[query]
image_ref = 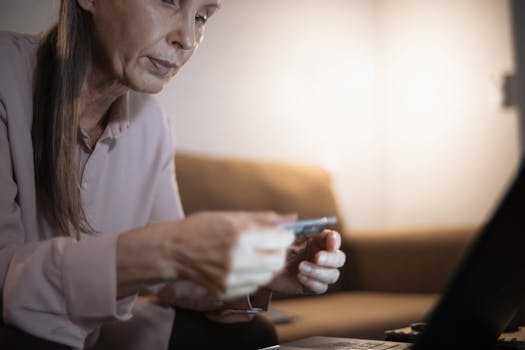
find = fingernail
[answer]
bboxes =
[318,254,327,264]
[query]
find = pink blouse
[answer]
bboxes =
[0,32,185,349]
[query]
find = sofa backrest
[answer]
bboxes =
[175,152,344,232]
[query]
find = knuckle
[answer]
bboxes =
[262,210,278,218]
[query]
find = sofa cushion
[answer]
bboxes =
[267,291,439,342]
[346,227,477,293]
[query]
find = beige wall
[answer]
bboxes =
[0,0,58,34]
[379,0,520,228]
[0,0,520,230]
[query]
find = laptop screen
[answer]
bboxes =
[414,158,525,349]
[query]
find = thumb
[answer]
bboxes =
[317,230,341,252]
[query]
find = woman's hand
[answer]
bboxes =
[154,280,225,312]
[172,211,295,299]
[117,211,295,300]
[153,281,261,324]
[266,229,346,295]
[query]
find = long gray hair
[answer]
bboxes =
[32,0,93,236]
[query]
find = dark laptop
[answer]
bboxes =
[268,157,525,350]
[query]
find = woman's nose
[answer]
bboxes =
[167,17,197,51]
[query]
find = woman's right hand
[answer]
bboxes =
[167,211,295,299]
[116,211,295,300]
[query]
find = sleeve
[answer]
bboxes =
[148,110,184,224]
[0,104,135,348]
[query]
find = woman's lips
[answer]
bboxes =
[148,57,177,76]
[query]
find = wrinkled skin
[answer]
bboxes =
[75,0,220,141]
[166,211,295,298]
[118,211,295,301]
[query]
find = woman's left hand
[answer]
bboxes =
[266,229,346,294]
[154,280,225,312]
[154,281,262,324]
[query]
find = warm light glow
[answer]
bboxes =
[380,0,519,227]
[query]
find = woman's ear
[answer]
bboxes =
[76,0,96,14]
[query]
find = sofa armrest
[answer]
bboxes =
[343,227,478,293]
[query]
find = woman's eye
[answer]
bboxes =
[161,0,178,6]
[195,11,208,24]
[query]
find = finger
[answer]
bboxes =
[299,262,340,285]
[315,249,346,268]
[239,229,295,251]
[323,230,341,252]
[226,271,275,290]
[220,285,259,300]
[231,246,288,273]
[297,274,328,294]
[250,212,298,226]
[305,230,341,252]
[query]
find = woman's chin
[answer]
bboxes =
[123,68,175,94]
[129,79,166,94]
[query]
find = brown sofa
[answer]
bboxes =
[174,152,478,342]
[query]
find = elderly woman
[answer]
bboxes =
[0,0,346,349]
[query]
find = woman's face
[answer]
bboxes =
[79,0,220,93]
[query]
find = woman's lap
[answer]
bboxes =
[169,308,278,349]
[0,309,278,350]
[0,322,71,349]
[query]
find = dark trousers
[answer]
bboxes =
[169,308,279,349]
[0,322,71,349]
[0,310,278,350]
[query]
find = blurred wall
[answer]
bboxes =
[0,0,58,34]
[511,0,525,153]
[378,0,520,228]
[0,0,520,230]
